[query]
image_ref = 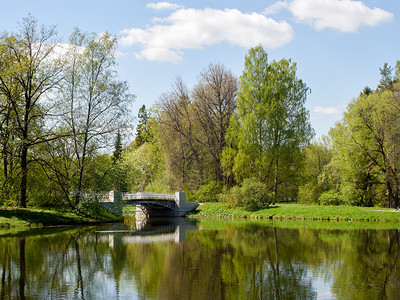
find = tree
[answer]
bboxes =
[297,136,334,204]
[60,29,134,211]
[134,105,151,147]
[377,63,393,91]
[192,63,238,184]
[156,78,203,189]
[222,45,314,201]
[329,86,400,208]
[112,128,122,163]
[0,16,63,207]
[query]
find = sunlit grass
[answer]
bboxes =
[194,202,400,223]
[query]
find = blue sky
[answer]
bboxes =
[0,0,398,138]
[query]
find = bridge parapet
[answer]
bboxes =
[123,192,176,201]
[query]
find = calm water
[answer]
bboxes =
[0,218,399,300]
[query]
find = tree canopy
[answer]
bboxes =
[222,45,314,201]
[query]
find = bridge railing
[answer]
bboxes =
[122,192,176,201]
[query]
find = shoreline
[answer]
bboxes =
[2,202,400,229]
[191,202,400,223]
[0,206,123,228]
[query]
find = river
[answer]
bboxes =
[0,218,399,299]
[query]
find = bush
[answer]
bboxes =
[230,179,271,209]
[318,191,354,206]
[193,181,223,203]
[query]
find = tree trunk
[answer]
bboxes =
[75,164,85,213]
[273,157,279,204]
[19,143,28,208]
[2,146,9,202]
[75,136,88,213]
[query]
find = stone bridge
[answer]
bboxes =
[99,191,199,219]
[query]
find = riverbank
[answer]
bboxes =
[0,206,123,228]
[192,202,400,223]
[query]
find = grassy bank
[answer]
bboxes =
[193,202,400,223]
[0,206,123,228]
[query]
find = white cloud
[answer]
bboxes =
[35,43,84,63]
[287,0,393,32]
[264,1,289,15]
[120,7,293,62]
[146,2,183,11]
[313,106,340,115]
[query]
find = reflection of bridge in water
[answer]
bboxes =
[99,191,199,218]
[97,218,199,247]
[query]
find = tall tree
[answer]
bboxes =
[61,29,134,211]
[156,78,203,189]
[223,45,314,201]
[0,16,63,207]
[134,105,150,147]
[330,86,400,208]
[377,63,394,91]
[112,128,122,164]
[192,63,238,183]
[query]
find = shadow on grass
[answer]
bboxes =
[243,205,278,212]
[0,208,79,226]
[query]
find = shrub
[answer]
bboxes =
[318,191,354,206]
[230,179,271,209]
[194,181,223,203]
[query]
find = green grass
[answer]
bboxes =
[0,206,123,228]
[193,202,400,223]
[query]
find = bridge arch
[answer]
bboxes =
[99,191,199,218]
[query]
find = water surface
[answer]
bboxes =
[0,218,399,299]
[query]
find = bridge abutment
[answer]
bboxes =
[99,190,123,216]
[174,192,199,217]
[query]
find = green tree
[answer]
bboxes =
[377,62,393,91]
[329,84,400,207]
[134,104,151,147]
[112,128,122,164]
[298,136,334,204]
[156,78,204,189]
[222,45,314,201]
[0,16,63,207]
[60,29,135,211]
[192,63,238,184]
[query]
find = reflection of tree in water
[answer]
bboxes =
[332,229,400,300]
[0,228,117,299]
[0,225,400,299]
[124,226,317,299]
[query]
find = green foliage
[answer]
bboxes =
[229,179,271,209]
[298,182,321,205]
[193,181,223,203]
[112,129,123,163]
[222,45,314,201]
[318,191,354,206]
[134,105,151,147]
[298,137,334,204]
[328,83,400,208]
[122,141,164,192]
